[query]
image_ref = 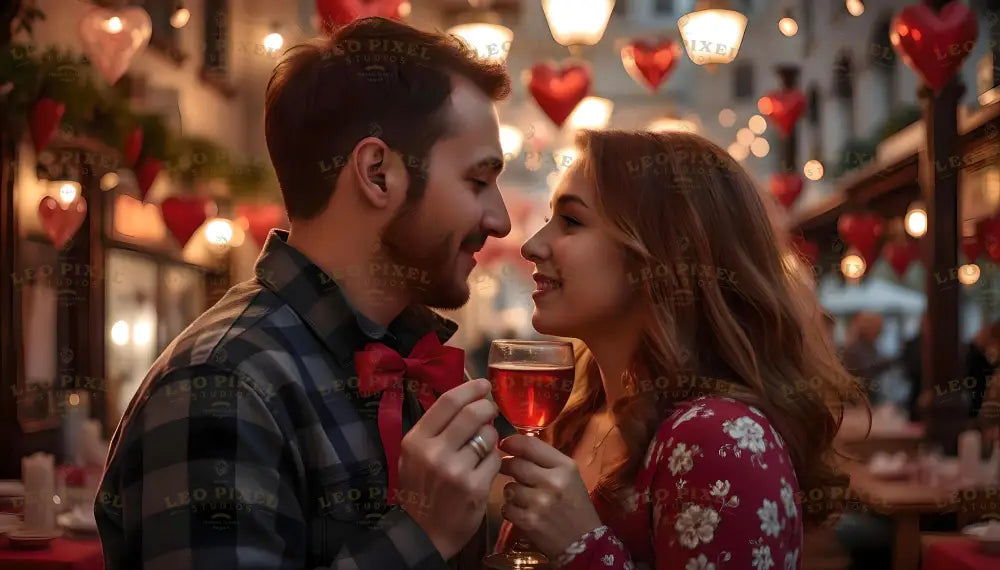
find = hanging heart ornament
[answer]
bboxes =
[621,40,680,93]
[38,195,88,249]
[316,0,406,34]
[79,6,152,85]
[890,1,978,94]
[527,61,592,128]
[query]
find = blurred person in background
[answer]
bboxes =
[842,312,896,405]
[901,314,929,421]
[966,320,1000,419]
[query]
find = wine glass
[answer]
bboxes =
[483,339,575,570]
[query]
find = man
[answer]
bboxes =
[841,312,896,404]
[97,17,515,569]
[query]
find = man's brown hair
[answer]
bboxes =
[264,17,511,220]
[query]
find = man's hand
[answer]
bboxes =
[399,378,501,560]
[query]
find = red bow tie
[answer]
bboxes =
[354,332,465,504]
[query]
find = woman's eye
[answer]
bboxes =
[562,215,581,227]
[468,179,488,190]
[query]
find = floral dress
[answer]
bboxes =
[495,396,804,570]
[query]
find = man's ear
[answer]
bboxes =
[353,137,405,209]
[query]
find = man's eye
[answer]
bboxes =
[562,216,581,227]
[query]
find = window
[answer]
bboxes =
[733,62,754,100]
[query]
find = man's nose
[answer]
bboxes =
[485,189,512,238]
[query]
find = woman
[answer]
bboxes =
[494,130,862,569]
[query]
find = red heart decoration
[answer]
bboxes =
[30,98,66,154]
[962,233,982,263]
[882,240,920,279]
[316,0,405,34]
[763,88,806,138]
[236,203,288,248]
[528,62,592,128]
[621,40,680,93]
[890,1,978,94]
[38,195,87,249]
[769,173,803,209]
[136,158,163,201]
[838,213,885,266]
[981,215,1000,262]
[790,235,819,266]
[161,196,215,248]
[123,127,143,167]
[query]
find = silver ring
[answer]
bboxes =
[468,434,489,460]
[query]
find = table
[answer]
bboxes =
[0,537,103,570]
[923,537,1000,570]
[843,460,957,570]
[835,408,926,461]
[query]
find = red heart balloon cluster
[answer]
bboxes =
[528,61,592,128]
[769,173,803,209]
[316,0,405,34]
[882,240,920,279]
[762,88,806,138]
[890,1,978,94]
[621,40,680,93]
[838,213,885,266]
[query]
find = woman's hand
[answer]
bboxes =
[498,434,603,559]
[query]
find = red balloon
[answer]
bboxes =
[30,98,65,154]
[37,195,87,249]
[621,40,680,92]
[890,1,978,94]
[161,196,214,249]
[961,233,982,263]
[136,158,163,202]
[763,89,806,138]
[838,213,885,266]
[981,215,1000,262]
[528,61,592,128]
[769,173,803,209]
[790,234,819,266]
[882,240,920,279]
[236,203,288,248]
[315,0,405,33]
[123,127,143,167]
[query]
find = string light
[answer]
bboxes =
[718,108,736,127]
[170,3,190,29]
[904,202,927,238]
[748,115,767,134]
[803,160,824,181]
[750,137,770,157]
[778,10,798,37]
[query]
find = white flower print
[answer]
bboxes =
[757,499,782,537]
[668,442,697,476]
[623,561,635,570]
[594,526,608,540]
[601,554,615,566]
[722,416,767,453]
[644,437,658,468]
[780,478,797,519]
[685,554,716,570]
[672,404,705,430]
[752,545,775,570]
[783,548,799,570]
[623,489,641,512]
[674,505,720,549]
[710,480,731,497]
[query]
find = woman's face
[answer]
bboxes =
[521,161,640,339]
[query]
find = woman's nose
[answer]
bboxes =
[520,229,547,263]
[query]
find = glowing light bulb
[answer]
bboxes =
[264,32,284,52]
[750,137,770,157]
[718,108,736,127]
[170,8,190,29]
[904,203,927,238]
[958,264,980,285]
[736,128,755,146]
[205,218,234,246]
[110,320,130,346]
[104,17,123,34]
[133,322,152,346]
[841,254,866,279]
[846,0,865,17]
[748,115,767,134]
[803,160,824,181]
[727,143,749,161]
[778,17,798,37]
[58,182,79,205]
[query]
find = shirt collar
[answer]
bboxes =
[252,229,459,368]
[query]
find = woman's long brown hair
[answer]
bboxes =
[544,130,866,527]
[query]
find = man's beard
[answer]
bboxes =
[379,204,472,310]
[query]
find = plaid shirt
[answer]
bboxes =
[96,230,512,570]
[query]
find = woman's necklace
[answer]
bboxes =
[587,422,619,466]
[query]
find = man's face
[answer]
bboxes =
[380,79,512,309]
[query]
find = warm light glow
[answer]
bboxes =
[647,117,699,134]
[552,147,578,171]
[677,8,748,65]
[499,124,524,161]
[736,128,755,146]
[959,264,981,285]
[905,203,927,238]
[205,218,234,246]
[727,143,749,161]
[447,23,514,64]
[69,393,81,406]
[841,254,866,279]
[100,172,119,191]
[750,137,770,157]
[104,16,123,34]
[133,322,152,346]
[566,97,614,131]
[803,160,824,181]
[57,182,80,205]
[264,32,284,52]
[110,320,130,346]
[846,0,865,17]
[778,17,798,37]
[748,115,767,134]
[718,108,736,127]
[541,0,615,46]
[398,1,411,18]
[758,97,774,115]
[170,7,190,29]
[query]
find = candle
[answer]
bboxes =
[958,430,982,486]
[63,391,90,465]
[21,452,56,532]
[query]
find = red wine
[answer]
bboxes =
[489,363,575,430]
